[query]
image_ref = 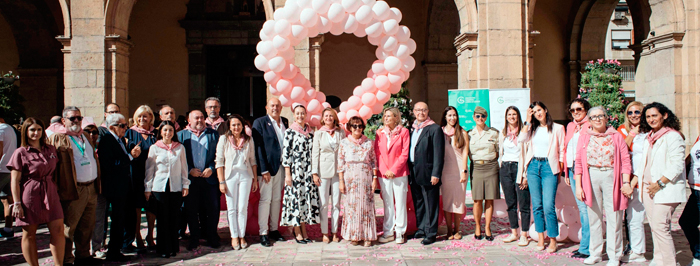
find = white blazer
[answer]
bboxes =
[215,136,257,180]
[145,144,190,192]
[311,129,345,178]
[633,131,687,204]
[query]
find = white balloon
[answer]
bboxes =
[256,41,277,59]
[281,64,299,79]
[381,35,398,51]
[355,5,373,24]
[395,43,410,59]
[344,14,359,33]
[389,7,402,22]
[375,46,389,60]
[254,55,270,71]
[330,20,345,35]
[328,3,346,23]
[272,35,291,51]
[317,16,332,34]
[268,57,286,73]
[353,24,368,37]
[383,19,399,36]
[407,38,417,54]
[274,20,292,36]
[365,21,383,38]
[273,7,287,21]
[300,8,319,27]
[262,20,276,36]
[312,0,332,14]
[384,56,402,73]
[342,0,362,13]
[396,26,411,42]
[259,30,270,41]
[285,2,301,23]
[368,34,381,46]
[372,60,387,75]
[291,25,308,40]
[402,56,416,72]
[371,1,391,20]
[361,0,376,6]
[297,0,312,8]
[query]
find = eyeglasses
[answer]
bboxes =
[106,111,119,114]
[205,105,220,109]
[627,110,641,116]
[349,124,365,129]
[67,116,83,122]
[590,115,607,121]
[413,108,428,113]
[569,107,585,113]
[116,123,128,128]
[474,114,486,119]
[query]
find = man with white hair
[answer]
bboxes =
[48,106,102,265]
[159,105,181,132]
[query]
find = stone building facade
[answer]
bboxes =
[0,0,698,139]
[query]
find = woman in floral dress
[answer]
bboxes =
[281,105,320,244]
[338,116,378,247]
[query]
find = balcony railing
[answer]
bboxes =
[620,65,635,81]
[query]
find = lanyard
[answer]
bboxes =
[69,135,86,157]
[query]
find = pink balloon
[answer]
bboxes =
[372,0,391,20]
[280,64,298,79]
[346,109,359,120]
[279,94,292,107]
[374,75,390,91]
[254,55,270,71]
[361,78,375,92]
[372,61,387,75]
[339,102,350,112]
[307,99,322,113]
[383,19,399,35]
[347,96,362,110]
[275,79,293,94]
[365,21,383,38]
[354,5,373,24]
[396,26,411,42]
[375,46,389,60]
[264,71,280,83]
[561,205,579,224]
[342,0,362,13]
[316,91,326,102]
[371,103,384,114]
[376,90,390,104]
[358,105,372,120]
[291,73,307,86]
[353,86,364,97]
[322,102,331,109]
[361,92,377,106]
[305,88,317,101]
[268,57,286,73]
[381,35,398,51]
[556,222,569,242]
[292,101,308,112]
[290,86,305,101]
[337,111,348,124]
[384,56,402,73]
[268,85,280,96]
[494,199,508,218]
[367,69,375,78]
[388,83,402,94]
[568,222,582,243]
[388,71,405,85]
[309,115,322,127]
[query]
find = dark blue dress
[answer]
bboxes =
[125,127,157,209]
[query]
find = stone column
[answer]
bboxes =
[454,32,478,89]
[310,36,324,90]
[105,36,133,115]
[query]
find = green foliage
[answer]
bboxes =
[578,59,626,128]
[364,84,413,140]
[0,71,24,124]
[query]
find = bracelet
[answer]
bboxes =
[219,181,226,185]
[623,181,630,184]
[11,202,21,207]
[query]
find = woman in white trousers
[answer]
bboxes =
[311,108,345,243]
[216,114,258,250]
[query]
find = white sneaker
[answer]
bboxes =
[583,257,602,265]
[378,234,395,243]
[606,260,620,266]
[621,253,647,263]
[395,235,405,244]
[93,250,106,259]
[517,235,529,246]
[502,234,518,243]
[687,258,700,266]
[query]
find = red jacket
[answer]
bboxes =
[374,126,410,178]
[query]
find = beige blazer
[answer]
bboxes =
[521,123,566,180]
[633,131,687,204]
[312,129,346,178]
[214,136,257,180]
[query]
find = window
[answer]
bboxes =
[611,30,631,49]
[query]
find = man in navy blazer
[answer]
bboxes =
[177,110,221,250]
[252,98,288,247]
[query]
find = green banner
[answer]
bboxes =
[448,89,491,131]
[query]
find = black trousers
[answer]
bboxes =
[410,182,441,239]
[153,190,183,255]
[105,195,126,256]
[499,161,531,231]
[122,193,137,249]
[185,178,220,245]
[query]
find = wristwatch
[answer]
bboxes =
[656,180,666,188]
[463,169,468,173]
[219,181,226,185]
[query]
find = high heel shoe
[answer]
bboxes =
[485,233,494,241]
[295,238,308,244]
[474,234,484,240]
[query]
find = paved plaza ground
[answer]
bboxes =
[0,193,695,266]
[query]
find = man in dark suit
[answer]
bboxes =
[97,113,134,262]
[408,102,445,245]
[252,98,288,247]
[177,110,221,250]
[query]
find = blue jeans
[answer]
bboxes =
[527,158,559,238]
[569,168,590,255]
[680,189,700,260]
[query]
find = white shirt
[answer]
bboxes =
[566,131,580,167]
[385,132,392,149]
[215,136,257,180]
[410,127,424,162]
[0,123,17,173]
[688,137,700,191]
[532,126,550,158]
[269,115,286,149]
[501,136,520,162]
[630,132,647,172]
[68,134,98,183]
[145,144,190,192]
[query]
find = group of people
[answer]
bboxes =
[0,96,699,266]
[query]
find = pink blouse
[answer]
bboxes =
[586,135,614,168]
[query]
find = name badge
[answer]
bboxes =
[80,157,91,166]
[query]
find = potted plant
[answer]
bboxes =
[2,71,18,84]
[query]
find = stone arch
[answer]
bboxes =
[105,0,137,37]
[425,0,461,118]
[57,0,71,37]
[454,0,478,33]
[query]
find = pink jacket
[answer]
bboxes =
[374,127,410,178]
[563,120,590,178]
[574,128,631,211]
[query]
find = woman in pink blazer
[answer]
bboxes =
[374,107,410,244]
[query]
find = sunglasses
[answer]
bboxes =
[67,116,83,122]
[87,130,99,135]
[116,123,128,129]
[569,107,585,113]
[106,111,119,114]
[590,115,607,121]
[349,124,365,129]
[627,110,641,116]
[474,114,486,119]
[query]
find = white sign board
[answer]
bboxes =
[487,88,531,131]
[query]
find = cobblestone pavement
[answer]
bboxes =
[0,193,695,266]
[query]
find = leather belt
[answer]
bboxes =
[589,165,612,171]
[77,180,95,186]
[473,159,496,165]
[533,157,547,161]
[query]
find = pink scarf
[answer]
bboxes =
[46,122,66,134]
[206,117,225,129]
[412,117,436,130]
[647,127,679,148]
[318,125,337,134]
[442,126,455,137]
[290,122,311,137]
[154,140,181,153]
[245,125,252,137]
[348,134,368,146]
[65,127,83,137]
[573,117,590,133]
[129,125,155,135]
[228,135,246,150]
[185,125,205,137]
[586,126,617,137]
[506,126,519,144]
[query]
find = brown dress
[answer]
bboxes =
[6,145,63,226]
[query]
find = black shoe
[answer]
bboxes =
[121,245,137,254]
[269,230,285,242]
[159,253,170,258]
[74,257,103,265]
[304,238,312,243]
[409,233,426,239]
[474,234,483,240]
[260,235,272,247]
[295,238,308,244]
[207,241,221,248]
[105,253,132,262]
[420,237,436,245]
[572,253,589,259]
[572,250,581,256]
[485,234,494,241]
[186,242,199,251]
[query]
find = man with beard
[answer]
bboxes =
[177,110,220,250]
[48,106,102,265]
[204,97,229,136]
[97,103,121,144]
